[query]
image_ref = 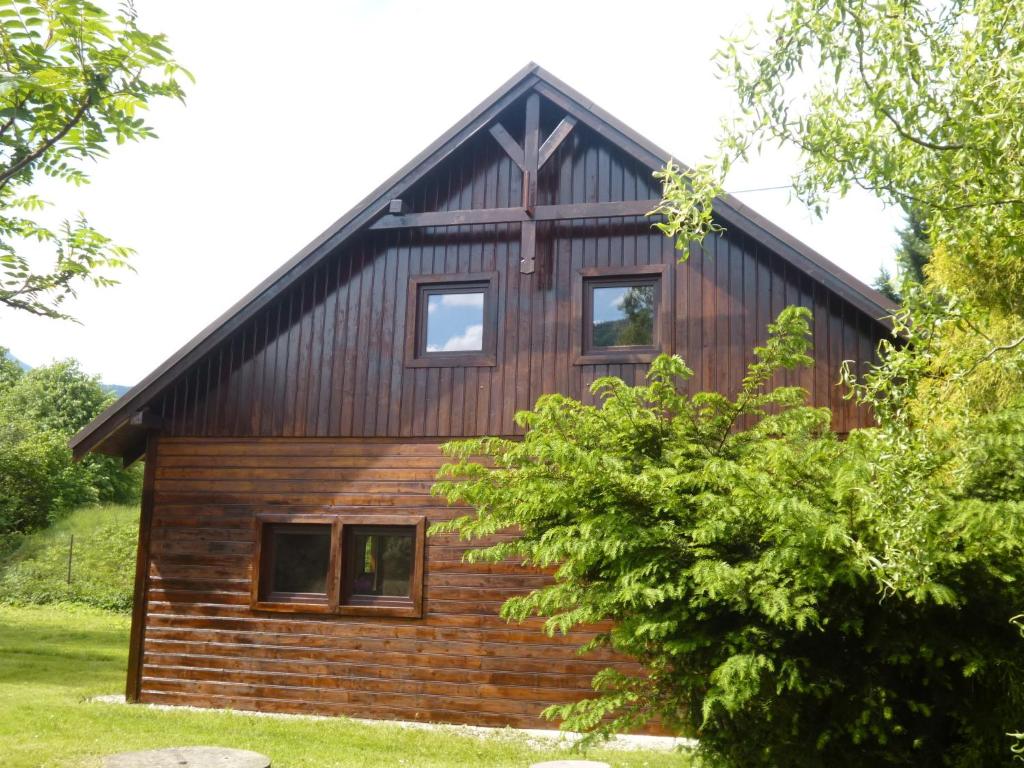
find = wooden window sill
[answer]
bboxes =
[574,349,662,365]
[338,602,422,619]
[251,599,333,614]
[406,353,497,368]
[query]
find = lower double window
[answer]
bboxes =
[252,513,425,617]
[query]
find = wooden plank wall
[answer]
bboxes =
[141,436,642,727]
[152,94,885,439]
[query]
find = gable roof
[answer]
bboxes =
[71,62,896,462]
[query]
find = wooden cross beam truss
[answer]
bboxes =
[370,92,661,274]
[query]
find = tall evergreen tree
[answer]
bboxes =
[874,208,932,301]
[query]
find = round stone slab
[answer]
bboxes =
[103,747,270,768]
[528,762,610,768]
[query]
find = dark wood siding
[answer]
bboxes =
[140,437,643,727]
[153,99,884,439]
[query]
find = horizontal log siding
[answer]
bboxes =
[153,96,884,439]
[141,436,641,728]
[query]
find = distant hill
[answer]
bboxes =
[2,351,130,398]
[7,353,30,372]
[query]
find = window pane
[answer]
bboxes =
[425,290,485,352]
[348,529,413,598]
[591,284,655,347]
[270,526,331,595]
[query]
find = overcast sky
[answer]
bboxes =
[1,0,902,385]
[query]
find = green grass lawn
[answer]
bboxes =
[0,604,691,768]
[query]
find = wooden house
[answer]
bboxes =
[71,63,893,729]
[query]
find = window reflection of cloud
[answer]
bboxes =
[427,292,484,314]
[427,323,483,352]
[594,287,629,324]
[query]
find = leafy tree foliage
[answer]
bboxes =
[652,0,1024,436]
[435,309,1024,767]
[0,0,189,319]
[655,0,1024,317]
[0,350,139,534]
[0,344,20,387]
[3,358,108,432]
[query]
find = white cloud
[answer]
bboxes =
[427,323,483,352]
[428,292,484,314]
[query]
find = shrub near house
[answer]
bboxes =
[436,307,1024,768]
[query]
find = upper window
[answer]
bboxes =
[425,286,486,352]
[574,265,670,364]
[252,513,425,618]
[406,273,498,367]
[589,281,657,349]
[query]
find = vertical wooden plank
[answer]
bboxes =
[274,291,295,437]
[842,300,859,432]
[328,249,353,434]
[316,257,339,437]
[360,236,386,436]
[400,222,424,437]
[769,256,787,392]
[728,235,744,397]
[797,272,815,401]
[569,138,585,402]
[812,283,829,418]
[701,237,718,393]
[125,431,158,703]
[341,241,367,436]
[756,247,771,351]
[623,163,637,269]
[529,109,550,405]
[362,234,388,435]
[686,240,703,394]
[306,265,326,437]
[302,266,323,436]
[253,308,272,435]
[231,322,250,437]
[828,292,845,432]
[672,232,685,362]
[178,369,191,436]
[275,290,293,437]
[476,149,499,435]
[388,232,411,436]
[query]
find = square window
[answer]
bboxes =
[425,287,486,352]
[339,516,425,617]
[406,273,498,367]
[574,265,670,364]
[270,525,332,594]
[589,281,657,349]
[343,526,414,600]
[253,517,339,611]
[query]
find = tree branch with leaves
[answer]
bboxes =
[0,0,189,319]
